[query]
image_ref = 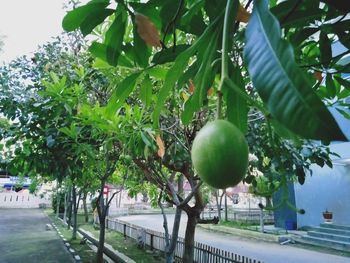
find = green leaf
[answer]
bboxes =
[290,27,319,46]
[152,45,191,65]
[80,8,114,36]
[179,12,206,36]
[333,29,350,50]
[325,74,336,98]
[129,1,162,29]
[140,131,153,147]
[133,26,151,68]
[336,108,350,120]
[335,76,350,92]
[160,0,179,32]
[105,72,141,117]
[182,29,220,125]
[225,66,248,133]
[179,1,205,35]
[244,0,346,141]
[89,42,110,61]
[103,7,127,65]
[319,32,332,67]
[140,74,153,107]
[153,49,193,128]
[62,1,110,32]
[152,12,223,128]
[280,9,324,28]
[270,118,301,141]
[145,67,167,79]
[204,0,225,22]
[270,0,297,18]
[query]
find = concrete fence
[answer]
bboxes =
[0,192,51,208]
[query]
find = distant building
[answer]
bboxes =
[274,40,350,229]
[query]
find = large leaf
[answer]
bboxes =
[103,7,127,65]
[335,76,350,92]
[319,32,332,67]
[140,74,153,107]
[152,14,223,129]
[105,72,141,117]
[244,0,346,141]
[225,66,248,133]
[80,8,114,36]
[62,1,111,34]
[182,28,220,125]
[152,46,195,128]
[133,25,151,68]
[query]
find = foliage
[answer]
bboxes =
[246,117,338,199]
[0,0,349,262]
[62,0,349,141]
[60,2,348,260]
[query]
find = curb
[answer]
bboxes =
[51,222,82,262]
[78,228,136,263]
[198,224,290,243]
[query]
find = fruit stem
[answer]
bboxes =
[217,0,239,119]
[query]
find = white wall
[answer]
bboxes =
[0,192,51,208]
[295,142,350,227]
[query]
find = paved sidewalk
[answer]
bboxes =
[116,213,350,263]
[0,208,74,263]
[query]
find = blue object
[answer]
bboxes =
[285,220,297,230]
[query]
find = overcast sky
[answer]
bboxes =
[0,0,69,63]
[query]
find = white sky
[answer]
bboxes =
[0,0,69,63]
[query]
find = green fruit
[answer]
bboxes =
[191,120,248,189]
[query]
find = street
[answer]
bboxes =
[0,209,74,263]
[117,213,350,263]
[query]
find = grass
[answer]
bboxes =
[48,212,104,263]
[83,224,164,263]
[220,220,260,230]
[46,210,164,263]
[218,220,284,235]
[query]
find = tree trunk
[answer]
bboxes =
[96,180,106,263]
[182,212,197,263]
[118,190,122,208]
[67,187,73,230]
[71,186,82,240]
[63,186,70,223]
[56,191,60,218]
[96,214,106,263]
[224,191,228,221]
[83,192,89,223]
[71,185,77,239]
[215,190,224,220]
[165,207,182,263]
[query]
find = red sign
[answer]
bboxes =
[103,186,109,197]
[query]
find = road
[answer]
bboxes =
[0,208,74,263]
[116,213,350,263]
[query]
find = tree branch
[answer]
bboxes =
[179,181,203,208]
[158,190,170,248]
